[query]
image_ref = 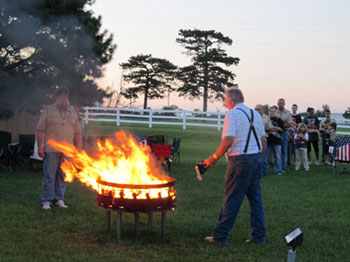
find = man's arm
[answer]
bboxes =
[74,132,83,151]
[203,136,234,167]
[37,130,45,158]
[261,136,266,157]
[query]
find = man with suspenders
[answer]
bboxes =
[203,86,267,244]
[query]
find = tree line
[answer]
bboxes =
[2,1,348,119]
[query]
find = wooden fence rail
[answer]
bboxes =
[82,107,350,135]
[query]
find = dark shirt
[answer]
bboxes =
[292,114,302,124]
[267,117,284,145]
[303,116,320,142]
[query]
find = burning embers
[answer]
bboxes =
[48,131,176,239]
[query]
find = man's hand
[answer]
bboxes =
[38,147,45,158]
[203,155,218,167]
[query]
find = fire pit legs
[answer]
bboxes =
[134,212,140,236]
[106,211,111,232]
[117,211,122,241]
[148,212,153,231]
[161,211,166,239]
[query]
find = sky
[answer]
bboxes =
[90,0,350,113]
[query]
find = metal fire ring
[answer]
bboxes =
[97,177,176,189]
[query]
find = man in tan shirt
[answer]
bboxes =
[37,87,82,210]
[276,98,293,173]
[255,104,273,137]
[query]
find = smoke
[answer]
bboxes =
[0,0,114,119]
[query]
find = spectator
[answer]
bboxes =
[325,122,337,165]
[255,104,273,137]
[287,118,297,167]
[262,106,284,176]
[291,104,302,124]
[294,123,309,172]
[276,98,293,173]
[303,107,320,165]
[319,109,337,164]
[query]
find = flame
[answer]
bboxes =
[48,131,174,199]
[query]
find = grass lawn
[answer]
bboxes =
[1,122,349,262]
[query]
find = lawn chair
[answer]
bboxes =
[18,134,36,168]
[171,138,181,164]
[0,131,19,171]
[151,144,172,171]
[333,137,350,174]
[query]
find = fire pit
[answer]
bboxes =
[96,178,176,239]
[48,131,176,240]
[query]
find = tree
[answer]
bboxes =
[343,107,350,119]
[176,29,240,111]
[0,0,116,119]
[120,54,177,109]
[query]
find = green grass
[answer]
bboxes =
[1,122,349,262]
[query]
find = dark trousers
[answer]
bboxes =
[213,153,266,244]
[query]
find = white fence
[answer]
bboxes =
[82,107,350,135]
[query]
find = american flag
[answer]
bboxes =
[335,137,350,162]
[133,135,148,146]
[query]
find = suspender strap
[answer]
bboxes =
[237,108,261,153]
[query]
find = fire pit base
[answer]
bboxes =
[101,208,168,240]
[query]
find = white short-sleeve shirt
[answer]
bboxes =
[222,103,265,156]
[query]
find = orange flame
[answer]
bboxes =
[48,131,174,199]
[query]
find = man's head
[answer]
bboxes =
[307,107,314,117]
[269,106,278,117]
[55,87,70,110]
[255,104,264,116]
[277,98,285,111]
[325,109,331,119]
[225,86,244,110]
[292,104,298,114]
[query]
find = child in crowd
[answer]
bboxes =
[325,122,337,165]
[294,123,309,172]
[287,119,297,167]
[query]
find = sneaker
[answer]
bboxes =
[204,236,216,244]
[315,160,320,166]
[42,201,51,210]
[277,173,283,176]
[295,167,300,171]
[55,200,68,208]
[308,161,312,166]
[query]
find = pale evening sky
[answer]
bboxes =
[91,0,350,113]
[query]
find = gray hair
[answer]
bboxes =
[225,86,244,103]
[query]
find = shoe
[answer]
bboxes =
[42,201,51,210]
[277,173,282,176]
[204,236,216,243]
[315,160,320,166]
[308,161,312,166]
[245,239,265,244]
[295,167,300,171]
[55,200,68,208]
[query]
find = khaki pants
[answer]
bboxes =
[295,148,309,171]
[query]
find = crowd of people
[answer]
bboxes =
[255,99,337,176]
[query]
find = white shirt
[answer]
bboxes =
[222,103,265,156]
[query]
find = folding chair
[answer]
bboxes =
[151,144,172,171]
[171,138,181,164]
[18,134,36,168]
[0,131,19,171]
